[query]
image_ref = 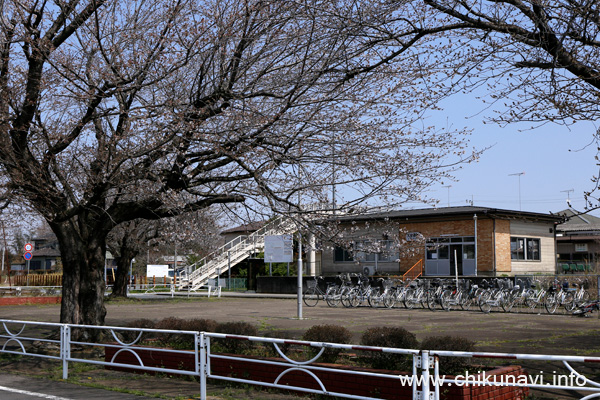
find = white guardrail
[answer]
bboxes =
[0,319,599,400]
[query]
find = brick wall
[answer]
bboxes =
[400,218,506,275]
[494,220,511,273]
[105,347,529,400]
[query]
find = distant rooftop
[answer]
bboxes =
[220,221,267,235]
[332,206,564,223]
[556,209,600,233]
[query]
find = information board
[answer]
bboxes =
[146,264,171,277]
[264,235,293,263]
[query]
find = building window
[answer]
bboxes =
[511,237,540,261]
[355,240,399,262]
[426,237,474,260]
[335,240,399,263]
[334,246,354,262]
[575,243,588,252]
[464,244,475,259]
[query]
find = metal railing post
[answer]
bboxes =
[199,332,207,400]
[433,356,440,400]
[412,353,418,399]
[62,325,70,380]
[421,350,430,400]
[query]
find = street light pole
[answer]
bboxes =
[297,231,303,320]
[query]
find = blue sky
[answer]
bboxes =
[406,94,600,216]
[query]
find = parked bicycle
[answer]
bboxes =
[345,274,377,308]
[544,280,574,314]
[572,299,600,317]
[325,274,353,307]
[565,278,591,312]
[303,276,336,307]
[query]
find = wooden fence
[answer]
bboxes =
[10,273,62,287]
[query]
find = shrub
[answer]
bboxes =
[154,317,187,347]
[168,318,219,349]
[181,318,219,333]
[123,318,156,343]
[259,330,297,359]
[213,321,259,354]
[301,324,352,364]
[359,326,418,371]
[420,335,476,375]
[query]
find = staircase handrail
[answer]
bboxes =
[185,216,295,280]
[402,259,423,281]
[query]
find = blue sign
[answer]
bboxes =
[24,251,32,261]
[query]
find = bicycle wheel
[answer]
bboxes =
[478,291,492,314]
[574,290,591,309]
[440,290,453,311]
[325,286,341,307]
[426,290,438,311]
[572,307,586,317]
[500,291,515,313]
[545,293,558,314]
[368,288,382,308]
[349,289,361,308]
[403,288,416,309]
[303,288,319,307]
[524,289,539,309]
[581,291,591,302]
[562,291,575,312]
[459,294,472,311]
[340,287,353,308]
[383,288,396,308]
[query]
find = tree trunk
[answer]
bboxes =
[111,247,138,298]
[51,220,107,333]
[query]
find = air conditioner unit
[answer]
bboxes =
[362,265,376,276]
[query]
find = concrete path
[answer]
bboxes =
[0,374,156,400]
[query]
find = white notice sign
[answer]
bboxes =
[264,235,293,263]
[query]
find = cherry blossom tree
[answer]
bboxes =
[0,0,475,328]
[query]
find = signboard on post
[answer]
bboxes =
[146,264,170,278]
[264,235,293,263]
[24,243,33,252]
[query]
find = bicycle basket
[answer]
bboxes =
[307,279,318,289]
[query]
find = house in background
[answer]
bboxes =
[29,233,61,271]
[10,232,61,273]
[320,206,564,277]
[555,209,600,273]
[219,221,266,246]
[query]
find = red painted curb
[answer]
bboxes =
[0,297,61,306]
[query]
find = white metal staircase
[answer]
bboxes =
[179,216,297,291]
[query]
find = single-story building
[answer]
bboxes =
[319,206,564,277]
[555,208,600,273]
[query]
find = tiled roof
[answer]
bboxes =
[220,221,266,234]
[32,248,61,257]
[556,209,600,233]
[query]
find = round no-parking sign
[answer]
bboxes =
[24,251,32,260]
